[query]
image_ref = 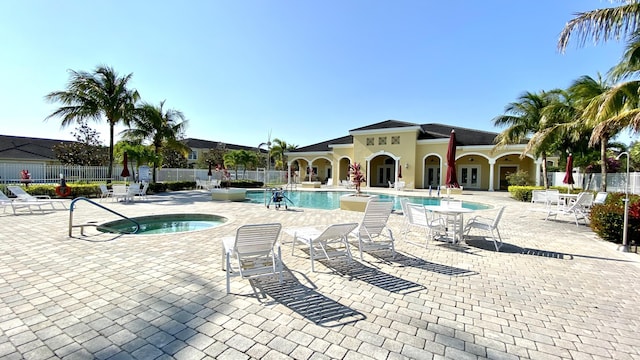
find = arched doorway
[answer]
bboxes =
[423,155,441,189]
[370,154,395,187]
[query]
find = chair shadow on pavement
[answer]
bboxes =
[317,258,426,295]
[250,268,366,327]
[464,236,573,260]
[366,251,477,277]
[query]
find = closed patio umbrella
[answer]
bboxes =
[445,130,459,188]
[563,153,575,191]
[207,162,213,181]
[120,152,130,185]
[398,163,402,179]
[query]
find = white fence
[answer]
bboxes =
[0,163,287,185]
[1,162,638,194]
[157,168,287,184]
[549,172,640,194]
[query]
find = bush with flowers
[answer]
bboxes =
[589,192,640,244]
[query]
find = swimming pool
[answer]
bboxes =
[245,190,490,211]
[98,214,228,235]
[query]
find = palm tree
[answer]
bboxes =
[121,100,189,182]
[609,31,640,80]
[223,150,243,179]
[270,138,287,170]
[565,75,618,191]
[558,1,640,53]
[45,65,139,179]
[492,91,557,188]
[270,138,298,170]
[583,79,640,190]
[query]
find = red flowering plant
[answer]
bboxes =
[349,163,366,194]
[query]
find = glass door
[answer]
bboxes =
[459,166,480,189]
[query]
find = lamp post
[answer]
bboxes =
[616,152,630,252]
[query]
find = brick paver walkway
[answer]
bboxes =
[0,189,638,360]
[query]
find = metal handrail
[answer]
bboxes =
[68,197,140,236]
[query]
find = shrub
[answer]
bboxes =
[590,203,624,243]
[3,184,101,199]
[589,192,640,243]
[508,186,537,202]
[506,170,531,186]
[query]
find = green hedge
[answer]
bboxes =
[0,184,101,199]
[1,179,266,200]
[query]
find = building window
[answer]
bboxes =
[366,137,374,146]
[188,151,197,160]
[391,136,400,145]
[378,137,387,145]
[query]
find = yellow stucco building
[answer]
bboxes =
[286,120,541,191]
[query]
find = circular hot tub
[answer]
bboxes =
[98,213,227,235]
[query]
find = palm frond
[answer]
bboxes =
[558,2,640,52]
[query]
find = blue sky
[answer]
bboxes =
[1,0,635,148]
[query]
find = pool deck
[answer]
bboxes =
[0,189,639,359]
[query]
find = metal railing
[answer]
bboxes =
[68,197,139,236]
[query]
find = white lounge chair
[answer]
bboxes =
[464,206,506,251]
[289,223,359,272]
[546,192,594,226]
[404,202,446,247]
[99,184,113,201]
[137,182,149,200]
[0,191,44,214]
[356,199,395,260]
[221,223,283,294]
[593,191,608,205]
[341,180,354,189]
[7,186,64,209]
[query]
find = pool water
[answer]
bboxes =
[99,214,227,235]
[245,190,490,211]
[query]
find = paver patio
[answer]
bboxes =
[0,189,638,360]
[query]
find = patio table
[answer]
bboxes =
[424,205,474,244]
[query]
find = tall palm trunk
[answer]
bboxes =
[600,138,608,191]
[541,153,549,188]
[152,144,160,183]
[109,123,115,179]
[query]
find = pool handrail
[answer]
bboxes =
[68,197,140,236]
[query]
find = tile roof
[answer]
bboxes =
[349,119,421,132]
[182,138,265,152]
[288,135,353,153]
[289,120,507,152]
[0,135,75,161]
[419,123,501,146]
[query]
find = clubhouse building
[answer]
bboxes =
[286,120,543,191]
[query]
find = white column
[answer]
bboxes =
[488,159,496,191]
[366,159,371,188]
[395,159,400,182]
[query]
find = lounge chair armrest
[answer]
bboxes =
[34,195,52,199]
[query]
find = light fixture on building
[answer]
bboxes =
[469,157,474,162]
[405,163,409,169]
